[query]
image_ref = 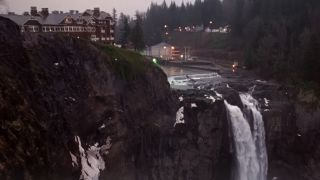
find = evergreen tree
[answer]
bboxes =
[130,13,145,51]
[112,8,117,23]
[118,13,131,47]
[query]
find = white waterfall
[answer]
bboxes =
[240,93,268,180]
[224,93,268,180]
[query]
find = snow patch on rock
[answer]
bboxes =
[174,107,184,127]
[99,124,106,129]
[205,94,216,103]
[256,80,267,84]
[264,98,270,107]
[215,91,223,98]
[74,136,112,180]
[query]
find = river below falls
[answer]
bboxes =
[160,65,225,90]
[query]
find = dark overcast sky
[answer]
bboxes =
[4,0,194,15]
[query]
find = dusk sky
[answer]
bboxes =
[4,0,194,16]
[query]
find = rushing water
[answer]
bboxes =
[224,93,268,180]
[240,94,268,180]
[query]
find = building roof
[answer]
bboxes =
[0,14,33,25]
[97,12,112,20]
[82,9,111,19]
[0,9,112,26]
[41,13,69,24]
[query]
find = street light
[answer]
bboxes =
[152,58,158,64]
[209,21,214,32]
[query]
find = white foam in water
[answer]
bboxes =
[240,94,268,180]
[224,93,268,180]
[168,73,221,89]
[224,101,259,180]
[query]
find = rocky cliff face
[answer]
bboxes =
[0,17,178,179]
[0,17,233,180]
[1,17,320,180]
[0,17,235,180]
[255,86,320,180]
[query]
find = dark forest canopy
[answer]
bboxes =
[142,0,224,45]
[225,0,320,84]
[117,0,225,47]
[116,0,320,86]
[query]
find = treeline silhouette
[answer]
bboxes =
[117,0,320,85]
[143,0,224,45]
[225,0,320,84]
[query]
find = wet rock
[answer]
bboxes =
[172,90,232,180]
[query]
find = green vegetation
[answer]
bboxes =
[97,44,147,80]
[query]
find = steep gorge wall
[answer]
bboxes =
[248,83,320,180]
[0,17,178,179]
[0,17,231,180]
